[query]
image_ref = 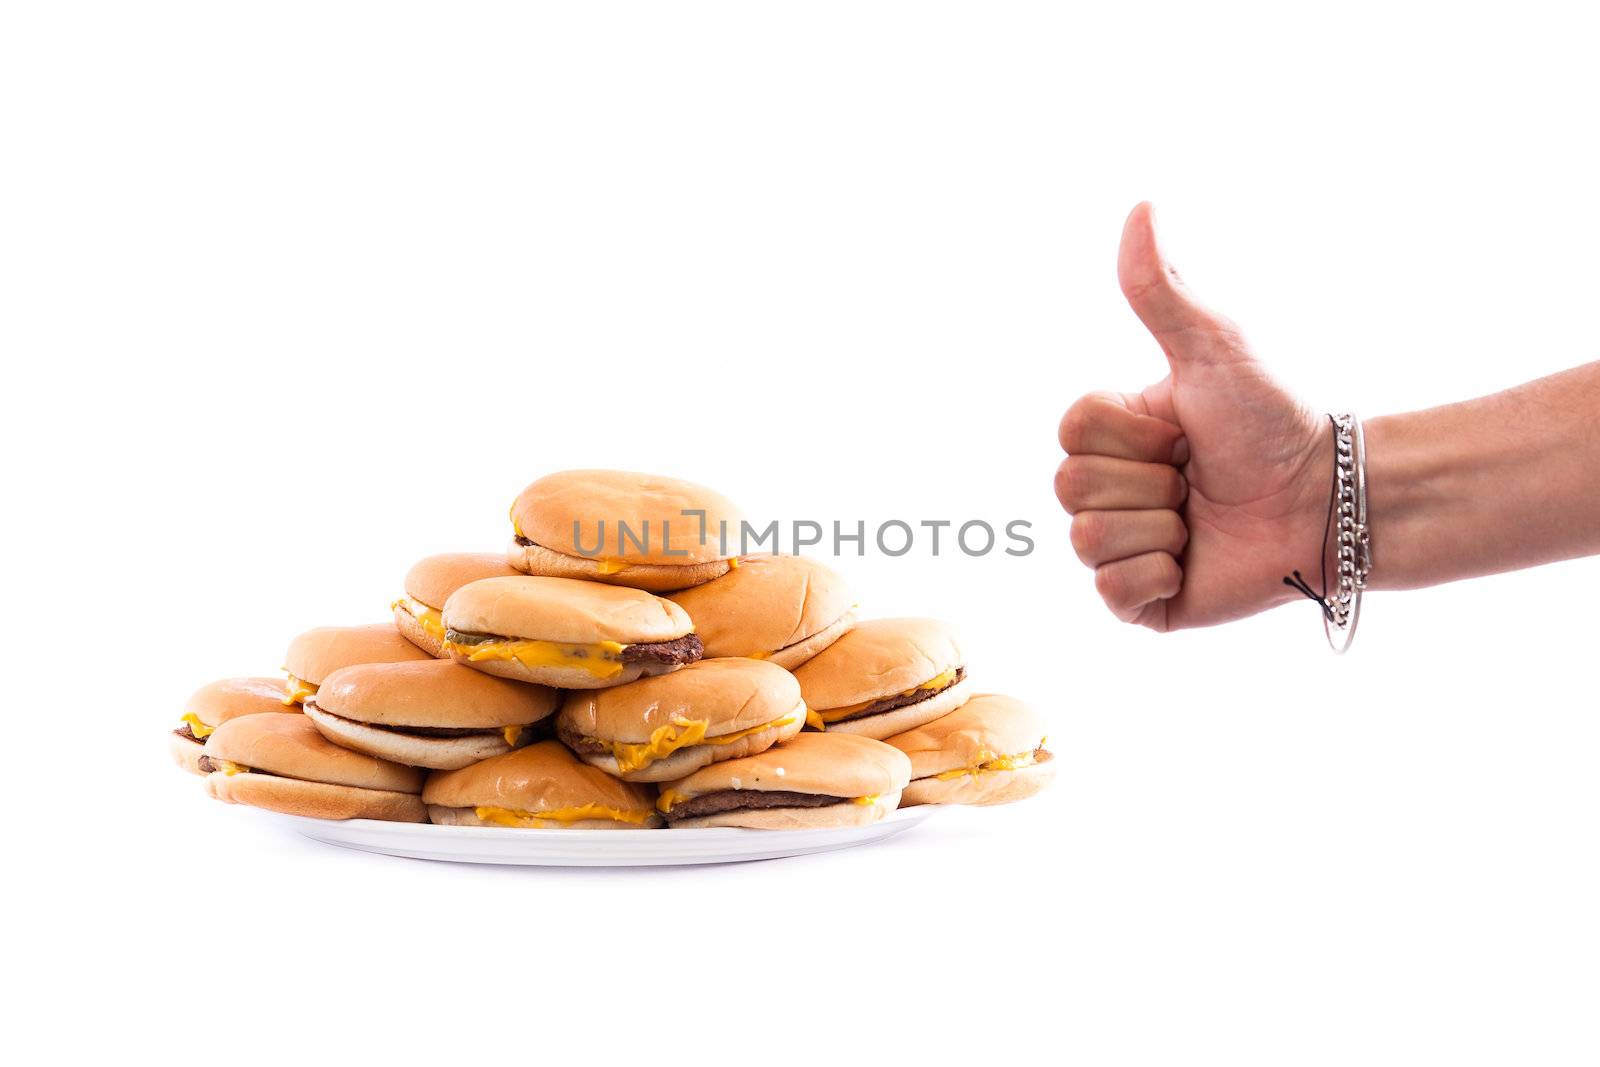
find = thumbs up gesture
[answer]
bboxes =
[1057,204,1330,631]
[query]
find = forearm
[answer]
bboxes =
[1363,362,1600,590]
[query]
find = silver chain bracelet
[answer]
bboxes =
[1283,413,1373,653]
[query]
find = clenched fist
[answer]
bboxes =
[1057,204,1330,631]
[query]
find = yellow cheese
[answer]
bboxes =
[502,725,525,747]
[600,714,798,774]
[208,759,250,776]
[932,746,1042,781]
[656,788,685,814]
[392,595,445,638]
[282,674,316,706]
[805,706,826,731]
[180,713,215,739]
[852,794,881,806]
[593,558,630,575]
[473,804,653,828]
[814,668,961,724]
[449,637,629,680]
[727,557,741,569]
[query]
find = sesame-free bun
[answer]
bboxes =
[886,693,1055,808]
[423,741,662,829]
[302,702,527,771]
[666,555,855,666]
[791,617,963,711]
[443,576,693,645]
[283,623,432,687]
[664,732,911,804]
[509,540,732,594]
[185,676,303,729]
[664,792,903,830]
[393,605,447,658]
[558,658,806,782]
[508,469,741,577]
[169,732,206,775]
[205,772,427,823]
[313,660,557,729]
[824,677,974,741]
[403,552,521,609]
[204,714,424,794]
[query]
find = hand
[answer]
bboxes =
[1056,203,1329,631]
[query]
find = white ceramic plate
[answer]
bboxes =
[270,805,939,867]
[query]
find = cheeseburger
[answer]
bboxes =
[792,617,971,739]
[303,659,559,770]
[884,693,1055,807]
[442,575,701,688]
[557,658,805,782]
[423,741,662,828]
[281,622,432,705]
[201,713,426,822]
[393,552,521,656]
[508,469,741,592]
[656,732,911,829]
[171,676,300,776]
[666,554,855,668]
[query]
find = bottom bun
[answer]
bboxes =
[448,651,667,690]
[899,754,1056,808]
[666,792,900,830]
[393,607,448,658]
[205,771,427,822]
[510,540,731,592]
[169,732,206,776]
[577,711,805,783]
[303,700,518,771]
[427,804,663,830]
[824,678,974,741]
[766,612,856,671]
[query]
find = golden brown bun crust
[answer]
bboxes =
[169,732,206,775]
[825,678,974,741]
[577,709,805,783]
[558,657,804,743]
[883,692,1048,779]
[205,771,427,822]
[441,575,693,645]
[766,612,856,671]
[666,555,854,659]
[184,676,303,728]
[510,540,731,593]
[510,469,741,566]
[314,659,558,728]
[283,623,432,686]
[393,605,447,657]
[663,732,912,801]
[427,805,664,829]
[791,617,963,710]
[204,714,424,793]
[450,654,665,690]
[900,756,1055,807]
[421,740,658,817]
[667,792,901,830]
[404,552,523,609]
[301,700,523,771]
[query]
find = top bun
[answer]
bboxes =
[404,552,522,609]
[442,575,693,644]
[509,470,741,566]
[666,555,852,658]
[422,740,657,815]
[791,617,963,709]
[204,713,423,793]
[883,693,1047,778]
[185,676,300,729]
[283,623,433,686]
[663,732,911,801]
[314,659,559,728]
[559,657,803,743]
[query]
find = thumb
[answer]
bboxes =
[1117,202,1223,346]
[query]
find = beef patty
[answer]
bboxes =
[444,629,703,669]
[174,724,202,743]
[829,666,966,724]
[662,789,845,823]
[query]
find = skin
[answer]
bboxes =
[1057,202,1600,631]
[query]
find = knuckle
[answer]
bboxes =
[1094,563,1128,607]
[1054,458,1095,511]
[1069,513,1102,562]
[1056,400,1093,452]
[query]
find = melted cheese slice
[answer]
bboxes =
[449,636,629,680]
[502,725,525,747]
[852,794,881,806]
[282,675,316,706]
[932,746,1042,781]
[393,595,445,637]
[473,804,653,828]
[209,759,251,776]
[180,713,215,739]
[814,668,960,724]
[595,714,798,774]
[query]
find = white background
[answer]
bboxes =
[5,3,1597,1064]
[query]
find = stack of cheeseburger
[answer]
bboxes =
[173,471,1054,830]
